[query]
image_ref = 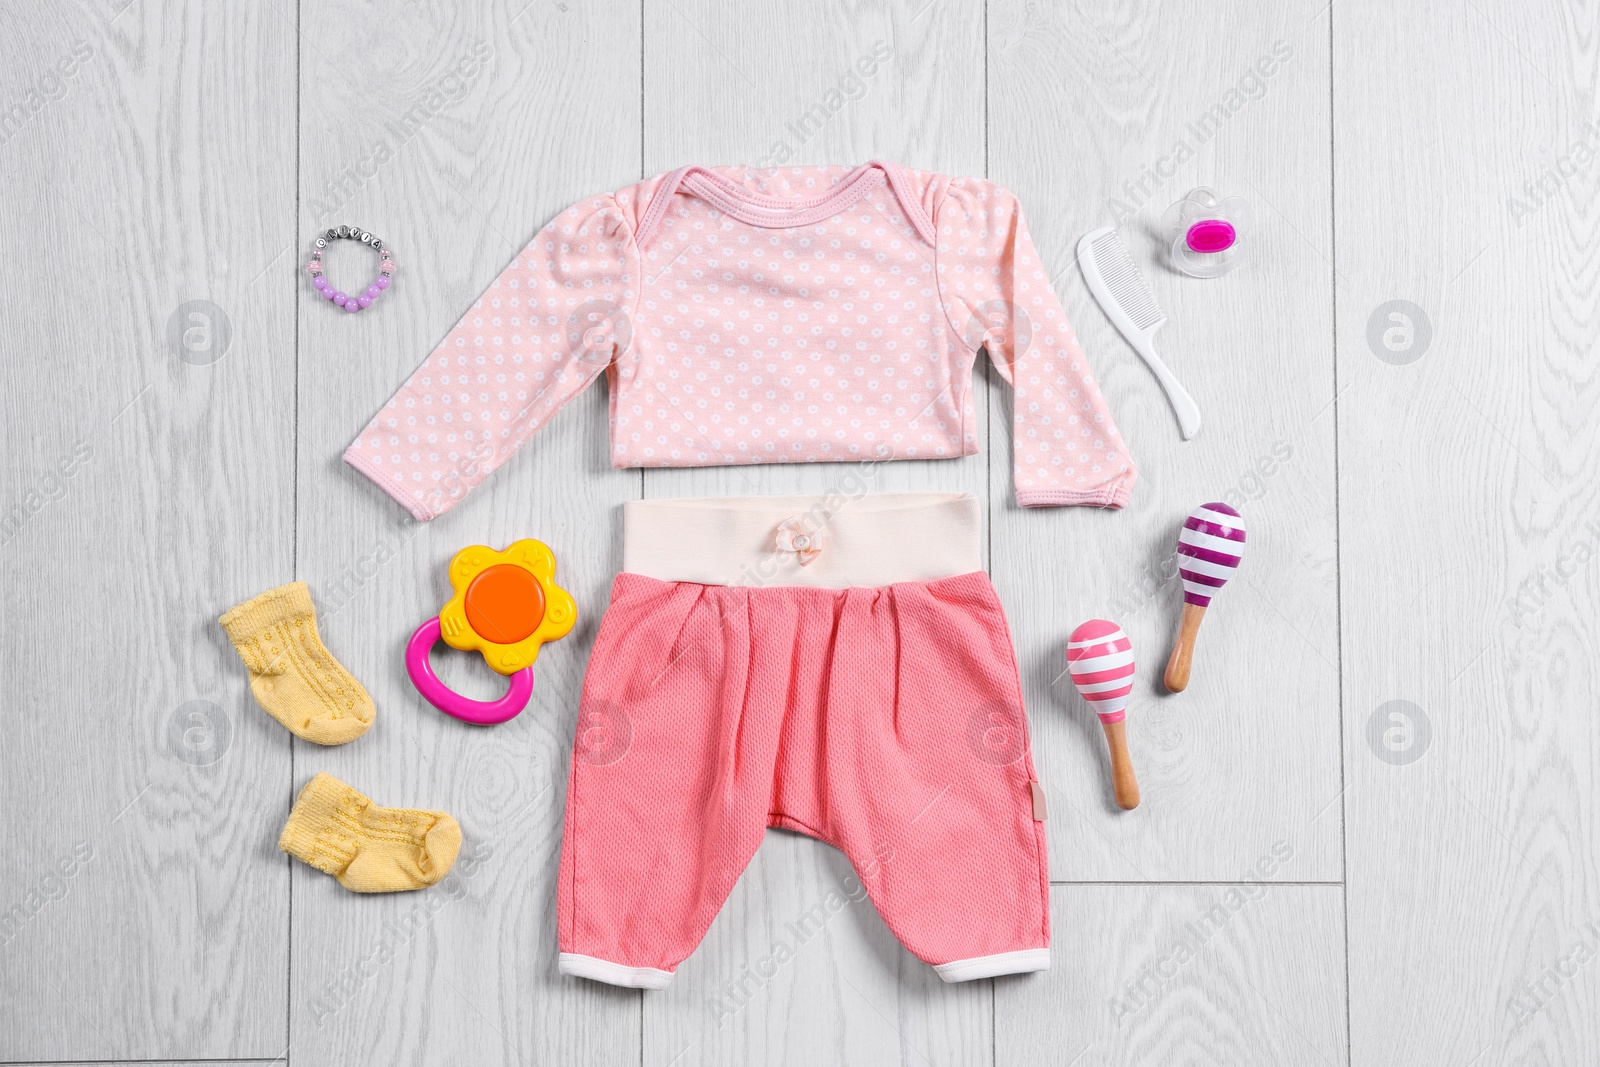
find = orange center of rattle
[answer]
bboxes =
[463,564,546,645]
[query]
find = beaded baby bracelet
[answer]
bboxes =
[307,225,394,313]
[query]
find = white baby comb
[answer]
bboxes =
[1078,226,1202,440]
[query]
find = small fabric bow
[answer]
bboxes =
[774,517,824,566]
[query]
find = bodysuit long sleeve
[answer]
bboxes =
[933,177,1135,508]
[343,193,638,520]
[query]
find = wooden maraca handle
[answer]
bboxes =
[1163,601,1208,692]
[1099,718,1140,810]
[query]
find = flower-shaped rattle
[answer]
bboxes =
[405,539,576,725]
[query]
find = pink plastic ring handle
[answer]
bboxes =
[405,617,533,726]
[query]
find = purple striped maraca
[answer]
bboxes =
[1067,619,1140,810]
[1164,502,1246,692]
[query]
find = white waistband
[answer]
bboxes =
[622,493,982,588]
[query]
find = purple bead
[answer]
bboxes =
[319,287,336,300]
[343,300,359,313]
[376,275,391,290]
[357,295,373,308]
[333,292,348,306]
[365,285,381,299]
[312,275,329,290]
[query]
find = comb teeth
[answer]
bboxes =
[1089,230,1164,331]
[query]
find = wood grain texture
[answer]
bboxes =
[648,829,990,1067]
[289,1,641,1065]
[0,0,295,1059]
[639,2,991,1064]
[1335,0,1600,1063]
[641,0,990,504]
[998,884,1347,1065]
[5,0,1598,1064]
[987,0,1342,883]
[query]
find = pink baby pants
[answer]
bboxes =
[556,493,1050,988]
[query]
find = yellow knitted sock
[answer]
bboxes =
[219,582,374,746]
[278,773,462,893]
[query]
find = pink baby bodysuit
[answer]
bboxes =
[344,161,1136,519]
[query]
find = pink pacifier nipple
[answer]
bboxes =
[1185,218,1237,254]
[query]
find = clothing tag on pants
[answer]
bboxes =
[1030,780,1047,821]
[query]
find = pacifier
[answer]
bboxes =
[405,539,577,725]
[1161,187,1252,278]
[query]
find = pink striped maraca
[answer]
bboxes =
[1164,502,1246,692]
[1066,619,1140,810]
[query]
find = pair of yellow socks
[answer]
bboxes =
[221,583,460,893]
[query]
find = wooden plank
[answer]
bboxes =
[638,1,990,1063]
[987,0,1342,882]
[290,1,642,1064]
[998,884,1347,1065]
[641,0,989,504]
[1335,0,1600,1062]
[0,0,295,1059]
[11,3,1596,1064]
[648,830,990,1067]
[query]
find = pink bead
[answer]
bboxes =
[358,295,373,308]
[343,300,360,313]
[313,276,329,290]
[376,275,391,290]
[365,285,381,298]
[333,292,348,306]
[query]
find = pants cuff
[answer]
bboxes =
[558,952,675,990]
[933,947,1051,982]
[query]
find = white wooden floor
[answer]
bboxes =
[2,1,1596,1064]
